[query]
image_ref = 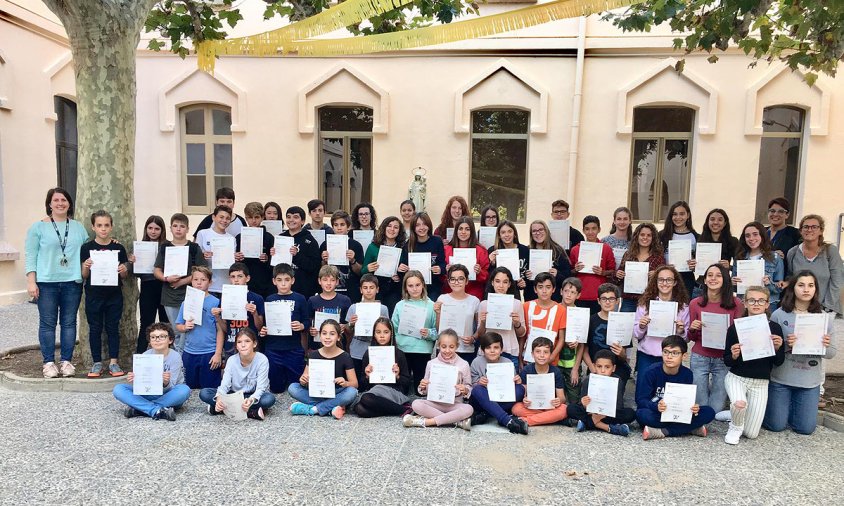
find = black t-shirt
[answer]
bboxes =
[283,230,322,298]
[308,350,354,380]
[234,228,276,298]
[319,237,364,302]
[80,240,128,299]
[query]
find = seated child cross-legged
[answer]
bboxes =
[200,328,275,420]
[566,349,635,436]
[287,320,359,419]
[354,317,413,418]
[636,335,716,439]
[403,329,474,430]
[468,332,529,435]
[112,323,191,421]
[511,337,569,426]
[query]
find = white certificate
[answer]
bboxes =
[496,248,521,281]
[308,359,336,398]
[353,230,374,246]
[452,248,477,281]
[264,300,292,336]
[607,312,635,346]
[578,242,603,273]
[478,227,497,249]
[239,227,264,259]
[354,302,382,337]
[183,285,205,325]
[221,284,248,321]
[374,245,401,278]
[524,327,556,362]
[132,353,163,396]
[408,252,432,285]
[586,374,618,418]
[526,373,555,410]
[439,305,473,352]
[262,220,284,236]
[623,261,649,294]
[312,311,338,341]
[528,249,552,280]
[398,303,428,338]
[612,248,627,270]
[163,245,189,277]
[219,391,247,421]
[326,234,349,266]
[648,300,678,338]
[485,294,514,331]
[90,250,119,286]
[308,229,326,247]
[735,314,775,361]
[486,362,516,403]
[736,259,765,295]
[271,235,294,266]
[368,346,395,384]
[445,228,454,243]
[565,306,591,343]
[211,236,236,270]
[695,243,722,277]
[132,241,158,274]
[660,382,696,424]
[427,363,459,404]
[701,312,730,350]
[792,313,827,355]
[549,220,570,249]
[668,240,693,272]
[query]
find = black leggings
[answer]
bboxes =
[353,392,407,418]
[137,279,168,353]
[404,352,430,392]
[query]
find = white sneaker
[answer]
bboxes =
[59,361,76,377]
[42,362,59,379]
[402,414,426,428]
[715,410,732,422]
[724,424,743,445]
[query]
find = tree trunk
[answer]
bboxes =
[43,0,157,368]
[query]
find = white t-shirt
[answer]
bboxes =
[196,228,235,293]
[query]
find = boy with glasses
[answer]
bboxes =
[580,283,632,397]
[551,200,584,250]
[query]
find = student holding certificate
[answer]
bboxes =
[687,264,745,417]
[288,320,358,419]
[262,202,283,229]
[211,263,264,361]
[658,201,699,297]
[322,211,365,303]
[391,271,438,391]
[233,202,276,298]
[580,284,633,396]
[278,206,322,299]
[195,205,236,299]
[613,223,665,312]
[467,332,529,435]
[766,271,837,435]
[360,216,407,311]
[698,209,739,271]
[569,216,615,313]
[435,264,481,362]
[511,337,569,426]
[399,212,446,302]
[567,350,635,436]
[522,273,566,366]
[633,266,690,379]
[733,222,785,311]
[175,267,225,389]
[443,217,490,299]
[112,323,191,421]
[344,275,391,378]
[486,220,529,292]
[259,264,309,394]
[130,215,169,353]
[355,318,412,418]
[722,286,785,444]
[403,330,474,430]
[476,267,526,365]
[524,220,571,303]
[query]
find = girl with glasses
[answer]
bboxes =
[765,197,801,267]
[524,219,572,303]
[633,265,690,380]
[434,264,481,363]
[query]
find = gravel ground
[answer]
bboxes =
[0,302,38,351]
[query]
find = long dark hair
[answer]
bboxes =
[371,317,395,346]
[659,201,696,247]
[141,215,167,243]
[263,201,283,222]
[494,220,521,250]
[700,208,737,258]
[479,206,500,227]
[779,270,824,313]
[408,212,435,252]
[448,216,478,248]
[736,221,774,262]
[374,216,406,248]
[625,222,663,262]
[485,266,519,297]
[698,264,737,309]
[45,187,74,217]
[351,202,377,230]
[608,206,633,240]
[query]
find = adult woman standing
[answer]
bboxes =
[786,215,842,317]
[25,188,89,378]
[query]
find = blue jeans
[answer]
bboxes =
[112,383,191,418]
[636,405,716,436]
[199,388,277,410]
[501,352,520,371]
[690,352,729,411]
[37,281,82,363]
[469,384,526,426]
[85,295,124,362]
[287,383,358,416]
[635,350,662,379]
[620,298,638,313]
[762,381,820,435]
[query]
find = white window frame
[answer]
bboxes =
[180,104,232,214]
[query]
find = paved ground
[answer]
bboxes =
[1,303,843,505]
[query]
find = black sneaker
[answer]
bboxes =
[470,411,490,426]
[207,404,222,416]
[122,406,143,419]
[247,405,265,421]
[154,407,177,421]
[506,416,529,435]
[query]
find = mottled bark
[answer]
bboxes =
[43,0,158,367]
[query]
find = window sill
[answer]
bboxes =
[0,242,20,262]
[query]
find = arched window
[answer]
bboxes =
[180,105,232,213]
[628,106,694,221]
[755,106,804,223]
[318,106,373,212]
[54,96,77,201]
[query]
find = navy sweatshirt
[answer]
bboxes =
[635,363,694,412]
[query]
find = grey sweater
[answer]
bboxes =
[769,309,837,388]
[787,244,843,315]
[143,348,184,390]
[217,352,271,401]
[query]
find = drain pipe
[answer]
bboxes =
[566,16,587,208]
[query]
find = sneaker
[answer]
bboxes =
[691,426,708,437]
[455,417,472,431]
[207,404,221,416]
[87,362,103,378]
[506,416,529,435]
[247,405,266,421]
[609,424,631,437]
[108,363,125,377]
[42,362,59,379]
[402,414,426,428]
[290,402,316,416]
[715,410,732,422]
[154,407,176,421]
[724,424,742,445]
[122,406,143,418]
[642,426,665,440]
[331,406,345,420]
[575,420,586,432]
[470,411,489,426]
[59,361,75,377]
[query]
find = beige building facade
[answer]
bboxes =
[1,0,842,303]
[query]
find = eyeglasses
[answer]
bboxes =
[149,334,170,341]
[448,277,467,283]
[599,297,618,302]
[657,278,676,285]
[662,350,682,358]
[768,208,788,215]
[745,298,769,306]
[801,225,820,231]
